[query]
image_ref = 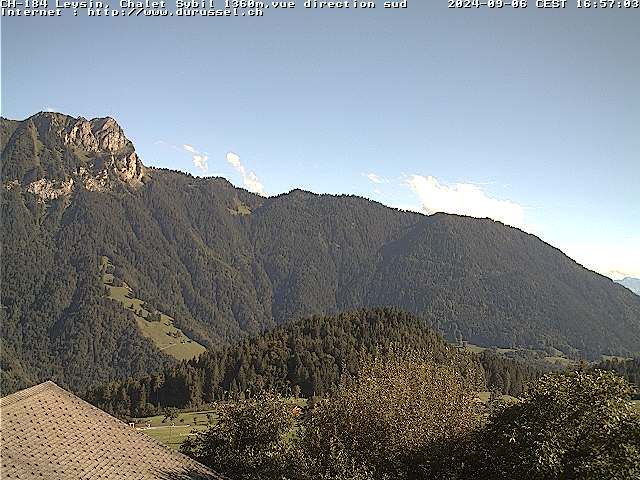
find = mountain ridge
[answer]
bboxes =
[2,111,639,394]
[617,277,640,296]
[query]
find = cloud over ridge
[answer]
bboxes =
[183,144,208,172]
[406,174,526,229]
[226,152,267,197]
[365,173,388,184]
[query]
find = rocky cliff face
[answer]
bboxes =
[63,116,130,154]
[2,112,146,201]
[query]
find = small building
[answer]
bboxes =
[0,381,223,479]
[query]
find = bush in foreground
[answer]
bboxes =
[301,353,479,479]
[180,392,300,480]
[463,370,640,480]
[181,358,640,480]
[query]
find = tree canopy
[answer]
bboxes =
[179,358,640,480]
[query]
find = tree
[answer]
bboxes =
[180,392,300,480]
[463,370,640,480]
[162,407,179,423]
[301,352,480,479]
[162,406,180,441]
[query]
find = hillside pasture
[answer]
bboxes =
[135,410,217,449]
[458,341,578,369]
[100,256,207,361]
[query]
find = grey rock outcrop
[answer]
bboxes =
[3,112,147,201]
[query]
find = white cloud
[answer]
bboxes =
[226,152,267,197]
[183,144,197,154]
[404,174,637,280]
[182,144,208,173]
[406,174,526,229]
[192,154,208,171]
[44,106,58,112]
[558,238,640,280]
[226,152,242,168]
[365,173,388,184]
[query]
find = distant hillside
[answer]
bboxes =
[594,357,640,388]
[2,112,640,393]
[85,308,544,418]
[617,277,640,296]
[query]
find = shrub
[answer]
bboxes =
[180,392,301,480]
[301,353,480,479]
[463,370,640,480]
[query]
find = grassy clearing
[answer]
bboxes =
[136,399,307,449]
[141,424,210,449]
[135,410,218,450]
[136,413,214,450]
[543,356,576,367]
[459,343,486,354]
[458,342,525,357]
[475,391,520,404]
[457,341,578,368]
[100,256,207,361]
[137,410,218,428]
[458,343,515,355]
[601,354,633,362]
[228,200,252,216]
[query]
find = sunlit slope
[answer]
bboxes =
[3,112,640,394]
[100,256,206,361]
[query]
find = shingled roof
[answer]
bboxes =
[0,381,223,479]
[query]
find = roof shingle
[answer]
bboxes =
[1,381,222,479]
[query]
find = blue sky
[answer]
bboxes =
[2,4,638,278]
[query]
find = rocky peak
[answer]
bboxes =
[89,117,129,153]
[30,112,132,155]
[64,117,99,152]
[2,112,147,200]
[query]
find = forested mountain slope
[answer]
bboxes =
[87,308,543,418]
[617,277,640,296]
[2,112,639,393]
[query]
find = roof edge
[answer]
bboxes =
[0,380,61,408]
[1,380,225,478]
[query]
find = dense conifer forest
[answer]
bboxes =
[595,357,640,389]
[85,308,548,418]
[2,112,640,395]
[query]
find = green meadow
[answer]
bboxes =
[135,410,217,449]
[137,399,307,449]
[100,256,207,361]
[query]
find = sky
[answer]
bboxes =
[1,4,638,279]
